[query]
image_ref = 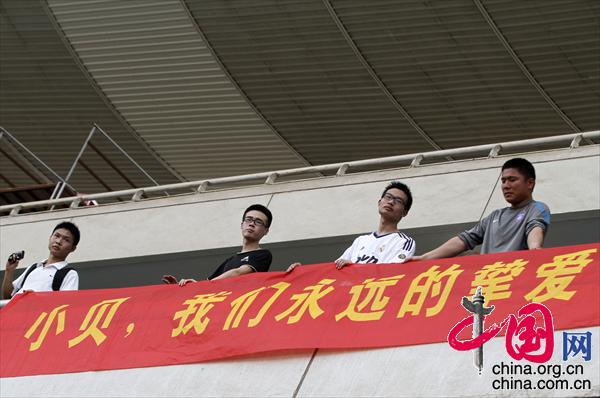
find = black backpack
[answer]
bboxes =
[19,263,75,292]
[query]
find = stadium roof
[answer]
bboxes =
[1,0,598,196]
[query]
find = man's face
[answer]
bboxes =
[241,210,269,242]
[378,188,408,222]
[48,228,76,260]
[501,168,534,205]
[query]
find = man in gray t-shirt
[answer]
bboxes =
[415,158,550,259]
[458,200,550,254]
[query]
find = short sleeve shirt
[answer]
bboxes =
[458,200,550,254]
[339,232,416,264]
[208,249,272,280]
[11,260,79,296]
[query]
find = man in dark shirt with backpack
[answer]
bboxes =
[162,204,273,285]
[2,221,81,299]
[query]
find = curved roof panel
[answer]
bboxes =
[0,0,182,193]
[1,0,598,197]
[46,0,311,179]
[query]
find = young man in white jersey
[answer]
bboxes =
[287,181,415,272]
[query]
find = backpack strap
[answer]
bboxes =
[16,263,38,293]
[52,267,75,291]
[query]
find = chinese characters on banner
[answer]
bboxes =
[1,243,598,377]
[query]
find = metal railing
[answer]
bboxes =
[1,131,598,216]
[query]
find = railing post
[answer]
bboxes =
[488,144,502,157]
[570,135,582,148]
[410,155,424,167]
[132,190,145,201]
[265,173,278,184]
[336,164,349,176]
[69,198,82,209]
[196,181,209,193]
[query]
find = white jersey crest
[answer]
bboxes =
[338,232,415,264]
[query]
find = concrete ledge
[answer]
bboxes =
[1,327,597,397]
[1,146,598,266]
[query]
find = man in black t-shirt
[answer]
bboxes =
[162,204,273,285]
[206,249,272,280]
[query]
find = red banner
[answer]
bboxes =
[1,243,598,377]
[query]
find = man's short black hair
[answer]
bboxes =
[53,221,80,246]
[381,181,413,212]
[502,158,536,180]
[243,204,273,228]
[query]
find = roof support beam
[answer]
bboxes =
[178,0,317,170]
[93,124,162,188]
[322,0,443,151]
[0,147,44,185]
[472,0,581,133]
[0,172,17,188]
[1,128,65,185]
[89,143,137,189]
[78,159,113,193]
[41,0,187,183]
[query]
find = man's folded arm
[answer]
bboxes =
[210,265,254,281]
[415,236,467,260]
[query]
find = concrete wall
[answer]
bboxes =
[4,210,592,290]
[1,327,598,397]
[1,145,598,267]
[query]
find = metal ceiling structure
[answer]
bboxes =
[1,0,598,200]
